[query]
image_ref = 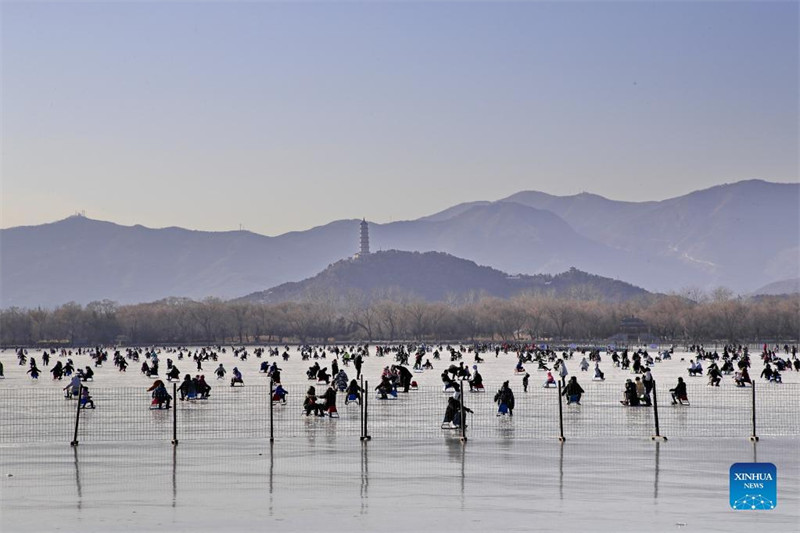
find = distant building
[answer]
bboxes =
[359,218,370,256]
[609,316,653,343]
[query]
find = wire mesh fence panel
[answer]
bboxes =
[657,382,753,438]
[271,383,362,440]
[0,388,76,444]
[755,383,799,437]
[76,387,172,442]
[1,382,798,444]
[560,380,654,439]
[175,384,269,441]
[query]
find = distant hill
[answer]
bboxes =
[1,179,796,307]
[236,250,652,304]
[751,278,800,296]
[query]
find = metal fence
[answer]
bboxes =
[1,380,797,445]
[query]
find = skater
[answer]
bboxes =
[522,372,530,392]
[215,364,226,380]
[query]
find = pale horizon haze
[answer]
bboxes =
[2,1,798,236]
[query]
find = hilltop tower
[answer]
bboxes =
[359,218,370,256]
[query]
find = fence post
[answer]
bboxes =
[361,379,371,441]
[557,381,565,442]
[171,382,178,446]
[70,384,83,446]
[749,380,759,442]
[460,379,467,442]
[359,376,365,440]
[651,380,667,441]
[269,378,275,444]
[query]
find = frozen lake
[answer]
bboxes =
[2,438,799,532]
[2,345,799,531]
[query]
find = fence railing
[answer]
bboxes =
[2,381,797,445]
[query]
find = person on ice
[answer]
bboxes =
[621,379,639,406]
[148,380,172,409]
[230,367,243,387]
[334,369,349,391]
[320,385,337,416]
[593,362,605,381]
[442,392,472,428]
[345,379,363,405]
[272,383,288,404]
[670,377,688,405]
[494,381,515,416]
[79,386,95,409]
[64,375,82,398]
[215,364,226,380]
[734,367,751,387]
[562,376,584,405]
[558,359,569,386]
[27,361,41,380]
[303,386,324,416]
[522,372,530,392]
[543,371,557,388]
[179,374,196,400]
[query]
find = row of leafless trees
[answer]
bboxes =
[1,291,798,346]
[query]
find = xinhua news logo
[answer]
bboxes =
[730,463,777,510]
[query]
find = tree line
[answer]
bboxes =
[1,291,797,346]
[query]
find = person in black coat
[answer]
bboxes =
[393,365,413,392]
[562,376,584,405]
[494,381,515,416]
[670,377,688,405]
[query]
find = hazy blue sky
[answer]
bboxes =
[2,1,797,235]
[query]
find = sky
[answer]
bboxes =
[2,1,798,236]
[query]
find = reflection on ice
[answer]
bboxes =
[3,438,798,532]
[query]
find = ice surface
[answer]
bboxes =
[2,345,798,531]
[2,438,798,532]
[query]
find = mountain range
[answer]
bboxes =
[1,179,797,308]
